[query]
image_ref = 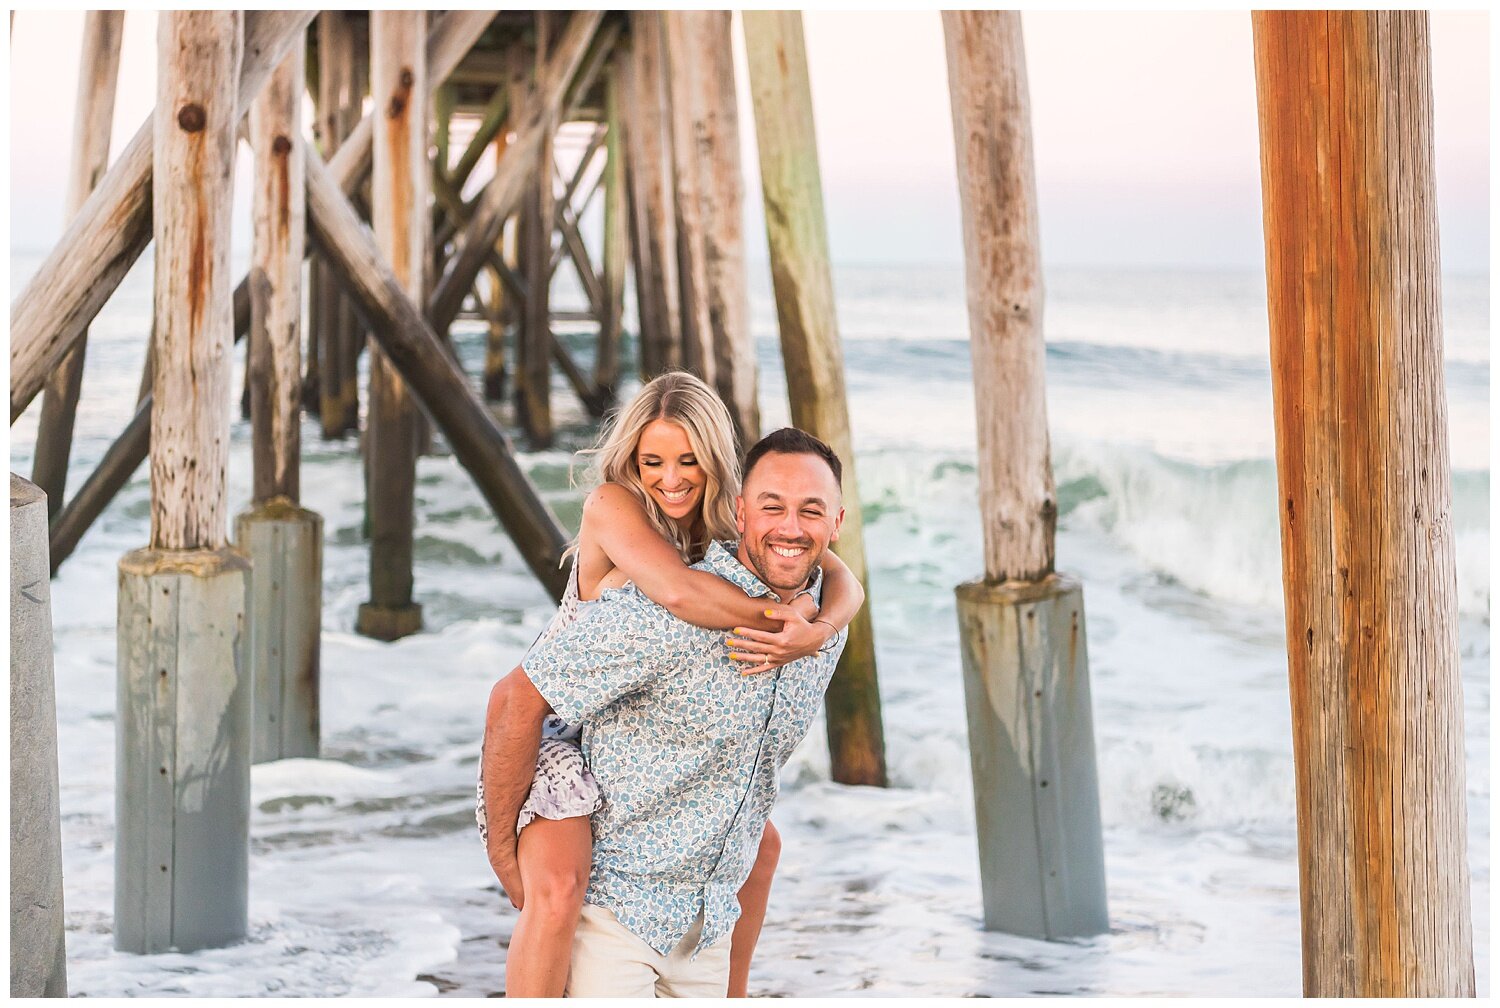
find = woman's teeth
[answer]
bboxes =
[659,487,691,504]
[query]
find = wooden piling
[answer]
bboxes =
[623,12,681,377]
[597,57,626,401]
[943,10,1107,940]
[117,11,251,954]
[239,42,322,763]
[675,12,756,448]
[662,13,715,385]
[517,15,556,449]
[31,10,123,519]
[743,11,886,788]
[313,11,361,438]
[357,10,427,642]
[1253,11,1473,995]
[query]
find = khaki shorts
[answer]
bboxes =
[566,903,730,998]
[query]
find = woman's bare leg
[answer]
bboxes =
[504,815,593,998]
[728,820,781,998]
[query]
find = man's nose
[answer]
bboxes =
[774,510,805,539]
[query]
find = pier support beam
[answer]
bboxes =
[744,11,886,787]
[10,476,66,997]
[1254,11,1473,995]
[623,12,681,378]
[31,11,124,518]
[596,57,626,402]
[313,11,361,439]
[238,41,321,762]
[943,9,1107,940]
[116,12,249,954]
[357,11,427,642]
[517,15,556,450]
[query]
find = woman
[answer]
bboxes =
[477,372,863,997]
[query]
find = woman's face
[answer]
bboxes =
[635,419,707,524]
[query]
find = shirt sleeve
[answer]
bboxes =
[521,594,679,724]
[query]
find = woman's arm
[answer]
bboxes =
[584,483,792,633]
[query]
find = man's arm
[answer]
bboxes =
[481,665,553,908]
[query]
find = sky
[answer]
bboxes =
[7,10,1491,272]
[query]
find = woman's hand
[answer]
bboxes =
[725,606,838,675]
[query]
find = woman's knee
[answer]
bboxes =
[525,864,589,924]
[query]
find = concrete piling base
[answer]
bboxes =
[955,572,1108,940]
[116,547,251,954]
[11,475,68,997]
[235,500,323,763]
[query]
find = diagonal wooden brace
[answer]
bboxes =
[304,147,570,600]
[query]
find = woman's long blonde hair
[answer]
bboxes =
[568,372,741,564]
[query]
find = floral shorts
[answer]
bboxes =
[475,719,603,846]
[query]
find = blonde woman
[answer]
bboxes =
[477,372,863,997]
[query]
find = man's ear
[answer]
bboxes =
[830,505,845,542]
[735,495,746,536]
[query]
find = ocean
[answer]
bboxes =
[9,252,1490,996]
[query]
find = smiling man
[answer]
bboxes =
[482,428,851,997]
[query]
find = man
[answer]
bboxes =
[483,427,851,997]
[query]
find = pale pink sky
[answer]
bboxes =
[8,10,1490,271]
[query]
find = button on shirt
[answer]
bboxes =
[522,541,847,957]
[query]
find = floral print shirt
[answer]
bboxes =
[522,540,847,957]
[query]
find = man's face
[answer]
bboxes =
[735,451,845,598]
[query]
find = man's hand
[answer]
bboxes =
[480,667,549,908]
[725,606,837,675]
[488,838,526,910]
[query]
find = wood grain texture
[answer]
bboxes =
[661,12,715,385]
[149,11,242,551]
[313,11,360,438]
[32,10,125,517]
[597,57,626,397]
[942,11,1055,584]
[10,11,313,422]
[743,10,886,788]
[1253,10,1473,996]
[365,10,427,615]
[517,14,555,449]
[623,12,681,376]
[687,12,756,448]
[248,43,305,504]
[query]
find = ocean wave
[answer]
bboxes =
[855,442,1489,620]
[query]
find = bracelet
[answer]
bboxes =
[813,618,839,649]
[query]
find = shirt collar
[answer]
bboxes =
[699,540,824,601]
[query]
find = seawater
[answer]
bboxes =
[9,253,1489,996]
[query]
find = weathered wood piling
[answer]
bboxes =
[1253,10,1473,996]
[237,42,323,762]
[356,11,427,642]
[116,11,251,954]
[30,11,123,519]
[744,10,887,787]
[943,10,1108,941]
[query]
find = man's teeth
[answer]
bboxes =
[771,545,806,558]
